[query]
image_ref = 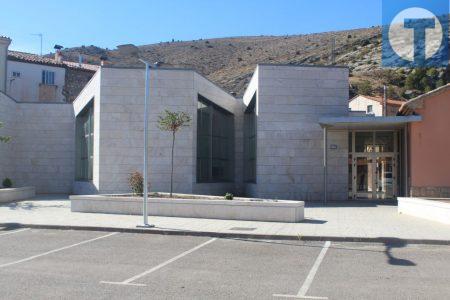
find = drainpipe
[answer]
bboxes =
[323,126,328,205]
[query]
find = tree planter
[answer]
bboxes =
[70,194,305,223]
[0,187,35,203]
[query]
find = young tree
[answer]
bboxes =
[0,121,10,143]
[157,110,191,197]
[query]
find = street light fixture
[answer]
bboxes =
[137,59,156,228]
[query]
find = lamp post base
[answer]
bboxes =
[136,224,156,229]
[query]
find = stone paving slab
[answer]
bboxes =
[0,195,449,243]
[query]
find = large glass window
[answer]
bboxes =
[75,101,94,181]
[197,95,234,182]
[355,132,373,152]
[244,94,256,183]
[374,132,394,152]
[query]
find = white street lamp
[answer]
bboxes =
[137,59,156,228]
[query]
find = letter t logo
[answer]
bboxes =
[404,18,435,64]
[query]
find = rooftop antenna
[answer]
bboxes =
[31,33,43,56]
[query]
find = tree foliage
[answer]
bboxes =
[0,122,10,143]
[157,110,191,197]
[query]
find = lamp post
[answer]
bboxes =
[138,59,155,228]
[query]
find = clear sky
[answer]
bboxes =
[2,0,382,54]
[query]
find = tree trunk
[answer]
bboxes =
[170,131,175,197]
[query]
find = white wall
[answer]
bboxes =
[0,92,75,193]
[349,96,382,116]
[6,60,66,102]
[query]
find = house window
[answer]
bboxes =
[12,71,21,78]
[367,105,373,114]
[75,101,94,181]
[42,70,55,85]
[244,93,256,183]
[197,94,234,183]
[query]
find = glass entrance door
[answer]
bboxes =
[375,157,394,199]
[355,157,374,199]
[352,155,396,199]
[349,130,399,200]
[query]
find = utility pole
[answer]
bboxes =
[330,36,336,65]
[31,33,43,56]
[383,85,387,116]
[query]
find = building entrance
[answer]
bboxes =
[349,131,398,200]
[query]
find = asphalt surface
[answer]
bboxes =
[0,228,449,300]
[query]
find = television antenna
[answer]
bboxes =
[31,33,43,56]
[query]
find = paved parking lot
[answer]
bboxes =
[0,227,449,299]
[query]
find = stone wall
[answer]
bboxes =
[249,64,349,201]
[12,102,75,193]
[0,92,75,193]
[410,186,450,198]
[63,68,95,103]
[0,92,16,183]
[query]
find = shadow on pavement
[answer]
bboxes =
[0,223,22,231]
[384,238,416,266]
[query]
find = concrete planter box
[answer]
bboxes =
[0,187,35,203]
[398,197,450,225]
[70,194,304,223]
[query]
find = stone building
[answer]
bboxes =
[1,35,443,201]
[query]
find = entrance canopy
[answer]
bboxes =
[318,115,422,130]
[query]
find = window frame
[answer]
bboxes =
[75,100,94,181]
[42,70,55,85]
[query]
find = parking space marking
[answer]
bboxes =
[0,232,118,269]
[101,237,217,287]
[0,228,30,236]
[273,241,331,300]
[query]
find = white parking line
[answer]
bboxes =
[101,237,217,287]
[274,241,331,299]
[0,228,30,236]
[0,232,118,269]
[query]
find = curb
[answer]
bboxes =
[2,222,449,245]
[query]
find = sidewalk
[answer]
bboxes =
[1,195,449,244]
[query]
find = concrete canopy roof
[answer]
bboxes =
[319,115,422,130]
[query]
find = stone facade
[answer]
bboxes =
[0,92,74,193]
[243,65,349,200]
[73,67,244,196]
[63,68,96,103]
[410,186,450,198]
[72,64,350,200]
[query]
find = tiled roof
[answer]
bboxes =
[7,50,99,72]
[350,95,406,106]
[399,84,450,115]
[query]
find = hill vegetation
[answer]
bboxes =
[54,27,449,99]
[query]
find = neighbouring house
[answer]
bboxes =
[1,36,97,103]
[0,34,445,202]
[398,84,450,198]
[349,95,405,116]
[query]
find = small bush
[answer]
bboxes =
[225,193,234,200]
[2,178,12,188]
[129,172,143,196]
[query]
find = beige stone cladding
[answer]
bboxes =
[246,64,349,201]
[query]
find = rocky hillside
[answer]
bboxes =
[55,27,449,100]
